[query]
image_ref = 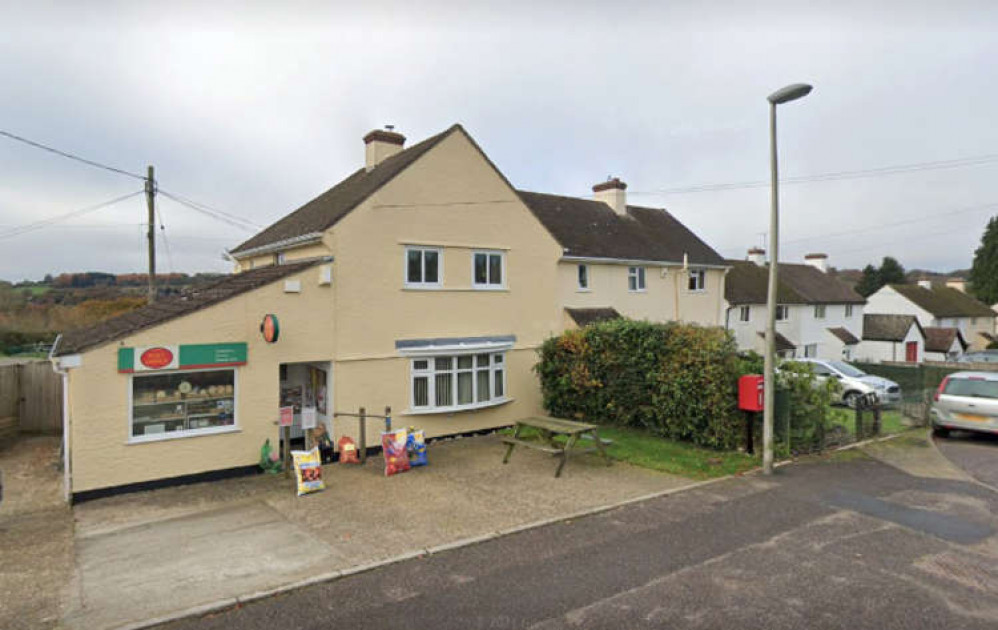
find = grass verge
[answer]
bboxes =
[828,407,907,436]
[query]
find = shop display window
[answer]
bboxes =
[131,369,236,439]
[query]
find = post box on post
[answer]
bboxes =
[738,374,765,454]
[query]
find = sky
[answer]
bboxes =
[2,0,997,281]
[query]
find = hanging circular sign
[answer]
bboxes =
[140,347,175,369]
[260,314,280,343]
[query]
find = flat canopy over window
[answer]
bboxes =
[396,335,515,357]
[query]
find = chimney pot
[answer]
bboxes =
[364,128,406,171]
[803,252,828,273]
[747,248,766,266]
[592,177,628,216]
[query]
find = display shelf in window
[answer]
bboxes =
[130,369,237,439]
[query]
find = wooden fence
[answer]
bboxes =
[0,361,62,446]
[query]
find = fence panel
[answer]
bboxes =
[0,364,19,444]
[19,361,62,434]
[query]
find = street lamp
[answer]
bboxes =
[763,82,812,476]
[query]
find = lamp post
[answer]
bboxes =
[763,82,812,475]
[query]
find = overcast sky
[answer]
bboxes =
[2,0,997,281]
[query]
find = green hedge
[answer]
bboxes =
[0,330,57,355]
[534,320,743,449]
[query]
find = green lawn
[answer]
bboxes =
[503,425,759,480]
[828,407,906,436]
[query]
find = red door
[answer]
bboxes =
[905,341,918,362]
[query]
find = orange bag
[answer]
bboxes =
[338,436,360,464]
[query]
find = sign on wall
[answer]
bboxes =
[118,343,248,373]
[260,314,280,343]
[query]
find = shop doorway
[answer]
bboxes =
[278,361,332,453]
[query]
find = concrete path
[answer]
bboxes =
[63,433,691,630]
[156,449,998,630]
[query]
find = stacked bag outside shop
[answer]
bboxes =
[382,426,429,476]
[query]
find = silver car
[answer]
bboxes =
[931,371,998,437]
[793,358,902,407]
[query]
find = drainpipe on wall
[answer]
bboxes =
[48,335,71,503]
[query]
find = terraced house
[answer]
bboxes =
[52,124,728,499]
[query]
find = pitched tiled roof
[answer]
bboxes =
[889,283,995,318]
[757,331,796,353]
[565,307,622,327]
[725,260,865,306]
[56,260,323,355]
[230,126,458,255]
[517,191,726,266]
[862,314,924,343]
[923,327,967,354]
[827,327,860,345]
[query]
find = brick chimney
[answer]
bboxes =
[747,247,766,266]
[364,127,406,171]
[593,177,627,216]
[804,252,828,273]
[945,278,966,293]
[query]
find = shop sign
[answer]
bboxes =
[260,314,280,343]
[279,406,294,427]
[118,342,248,373]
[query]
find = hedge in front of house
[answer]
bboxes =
[534,319,743,449]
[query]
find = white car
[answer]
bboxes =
[792,358,902,407]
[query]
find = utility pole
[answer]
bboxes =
[145,165,156,303]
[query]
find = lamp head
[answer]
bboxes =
[768,83,813,105]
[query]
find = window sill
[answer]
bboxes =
[127,425,241,445]
[576,288,592,293]
[402,287,510,293]
[402,397,513,416]
[628,289,647,294]
[471,285,507,291]
[403,284,443,291]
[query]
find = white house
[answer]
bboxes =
[724,251,865,360]
[855,314,925,363]
[865,280,995,351]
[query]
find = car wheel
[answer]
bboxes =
[932,424,950,438]
[843,391,861,409]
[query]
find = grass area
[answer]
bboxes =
[828,406,907,436]
[503,425,760,480]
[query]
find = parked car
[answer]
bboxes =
[955,350,998,364]
[791,358,902,407]
[930,371,998,437]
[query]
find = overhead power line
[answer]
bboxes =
[159,191,260,232]
[630,153,998,196]
[0,190,145,240]
[0,130,147,180]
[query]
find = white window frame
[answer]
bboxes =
[804,343,818,358]
[577,264,590,291]
[739,306,750,322]
[628,266,646,292]
[404,246,443,289]
[687,269,706,292]
[844,304,853,317]
[128,367,239,444]
[409,352,508,413]
[775,305,789,321]
[472,250,506,290]
[274,252,286,265]
[814,304,827,319]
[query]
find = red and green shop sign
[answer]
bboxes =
[118,342,248,373]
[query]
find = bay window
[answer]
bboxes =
[411,352,506,412]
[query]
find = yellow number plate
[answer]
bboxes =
[957,413,989,423]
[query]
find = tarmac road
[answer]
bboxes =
[935,429,998,490]
[159,449,998,630]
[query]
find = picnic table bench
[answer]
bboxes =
[501,416,611,477]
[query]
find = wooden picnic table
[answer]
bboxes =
[501,416,611,477]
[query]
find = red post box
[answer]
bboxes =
[738,374,764,412]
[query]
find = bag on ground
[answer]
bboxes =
[406,427,428,467]
[292,447,325,496]
[338,436,360,464]
[382,429,410,476]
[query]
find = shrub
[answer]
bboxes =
[776,361,839,452]
[535,320,743,449]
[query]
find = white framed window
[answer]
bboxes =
[628,266,646,292]
[410,352,507,412]
[405,247,442,288]
[804,343,818,358]
[845,304,853,317]
[577,264,589,291]
[739,306,750,322]
[814,304,826,319]
[472,251,505,289]
[687,269,706,292]
[775,305,789,321]
[130,369,237,442]
[274,252,286,265]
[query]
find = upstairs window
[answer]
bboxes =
[628,266,646,292]
[845,304,854,317]
[405,247,441,288]
[577,264,589,290]
[814,305,827,319]
[688,269,706,291]
[775,305,789,321]
[739,306,750,322]
[473,251,504,289]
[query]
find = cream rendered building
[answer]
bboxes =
[53,124,728,500]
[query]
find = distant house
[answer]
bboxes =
[865,279,996,351]
[724,251,865,360]
[922,327,968,362]
[856,314,925,363]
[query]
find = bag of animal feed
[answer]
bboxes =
[292,447,325,496]
[382,429,410,476]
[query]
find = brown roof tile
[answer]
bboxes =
[889,283,995,318]
[56,260,323,355]
[923,327,968,353]
[565,307,623,327]
[757,331,796,353]
[862,314,924,342]
[827,327,860,345]
[724,260,864,306]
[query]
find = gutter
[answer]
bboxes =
[228,232,324,260]
[48,334,71,503]
[560,255,730,270]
